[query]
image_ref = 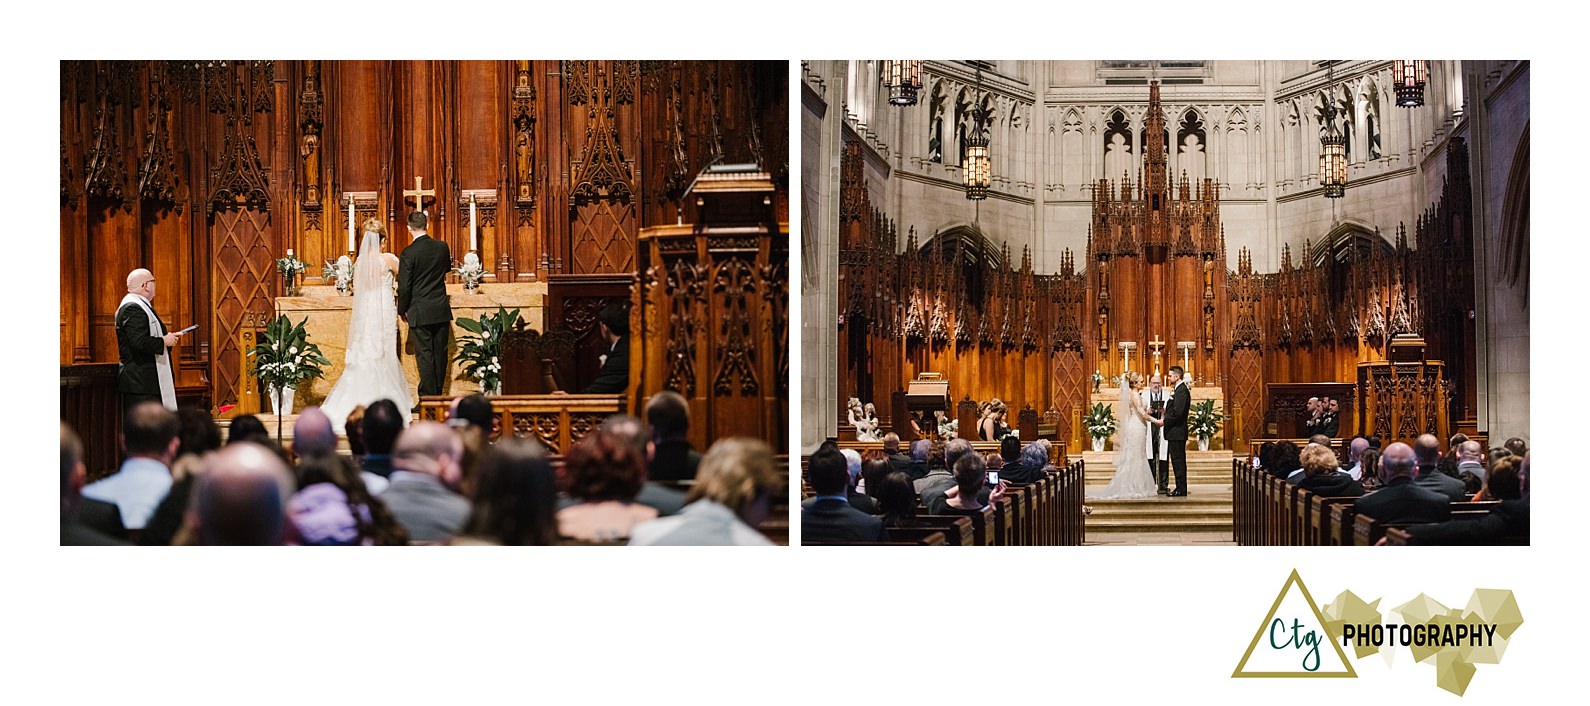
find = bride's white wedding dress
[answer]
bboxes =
[1087,380,1158,500]
[319,230,413,434]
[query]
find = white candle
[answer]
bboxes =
[347,197,355,252]
[469,196,478,252]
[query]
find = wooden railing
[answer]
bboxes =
[417,393,623,455]
[61,363,122,481]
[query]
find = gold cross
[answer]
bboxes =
[403,175,435,215]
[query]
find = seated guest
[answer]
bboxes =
[1318,397,1340,437]
[645,390,701,483]
[1342,436,1370,481]
[1001,438,1050,484]
[1353,442,1451,525]
[342,404,388,495]
[1254,441,1277,472]
[1297,443,1364,497]
[630,438,779,546]
[82,401,179,532]
[1444,433,1470,469]
[453,437,559,546]
[1472,455,1522,503]
[882,433,911,474]
[1503,437,1527,457]
[835,448,879,514]
[189,442,296,545]
[1413,433,1467,501]
[912,439,951,494]
[227,414,271,446]
[581,302,630,394]
[875,471,923,529]
[984,452,1003,471]
[1358,449,1382,490]
[557,423,657,542]
[61,423,128,545]
[360,399,405,482]
[930,453,1006,515]
[379,421,470,543]
[904,438,931,481]
[448,394,496,438]
[802,447,886,543]
[139,407,225,546]
[1404,453,1528,545]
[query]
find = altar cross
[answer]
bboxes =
[403,175,435,215]
[1148,335,1166,376]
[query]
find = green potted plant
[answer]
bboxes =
[248,315,331,435]
[1084,401,1117,452]
[454,305,521,395]
[1188,399,1226,451]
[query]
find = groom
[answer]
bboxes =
[397,211,453,409]
[1162,365,1191,497]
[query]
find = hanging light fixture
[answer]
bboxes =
[882,60,923,106]
[963,67,990,200]
[1392,60,1428,107]
[1319,99,1347,198]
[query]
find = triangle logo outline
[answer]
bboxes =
[1232,568,1358,678]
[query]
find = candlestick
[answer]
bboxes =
[347,197,355,252]
[469,195,478,252]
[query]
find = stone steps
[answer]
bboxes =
[1084,480,1235,536]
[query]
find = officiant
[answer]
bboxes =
[116,268,183,413]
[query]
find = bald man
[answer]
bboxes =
[1353,441,1451,525]
[379,421,469,542]
[1413,433,1466,501]
[117,268,184,412]
[292,406,339,458]
[193,442,295,545]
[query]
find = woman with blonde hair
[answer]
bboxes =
[629,437,779,546]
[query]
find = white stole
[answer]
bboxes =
[119,293,177,410]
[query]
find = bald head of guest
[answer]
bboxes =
[1414,434,1441,474]
[292,406,337,458]
[392,421,464,487]
[195,442,294,545]
[601,414,650,458]
[126,268,157,301]
[1379,442,1416,483]
[1347,436,1370,464]
[882,432,901,453]
[1459,440,1483,463]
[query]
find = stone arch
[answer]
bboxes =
[1309,218,1393,267]
[1500,123,1530,307]
[919,223,1007,306]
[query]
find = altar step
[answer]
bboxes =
[1079,449,1236,486]
[1084,481,1235,539]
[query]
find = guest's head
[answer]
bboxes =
[645,390,691,442]
[1482,456,1524,500]
[193,442,294,545]
[689,438,779,526]
[953,452,988,498]
[292,406,338,459]
[1309,434,1331,448]
[1448,433,1470,455]
[927,439,947,470]
[1366,436,1382,450]
[392,421,464,487]
[1358,449,1381,484]
[839,448,863,489]
[449,394,494,435]
[1327,397,1339,414]
[1459,440,1483,464]
[227,414,270,446]
[176,407,222,459]
[600,415,650,459]
[807,447,849,497]
[1256,441,1277,469]
[1306,396,1321,414]
[565,424,647,503]
[123,401,180,464]
[1414,434,1441,470]
[344,405,368,456]
[1347,437,1370,465]
[983,452,1003,470]
[1001,435,1021,463]
[61,422,86,514]
[944,438,974,469]
[1019,441,1049,471]
[1379,442,1417,483]
[1271,441,1301,475]
[463,437,558,545]
[1504,437,1527,457]
[362,399,404,456]
[910,438,929,463]
[1488,447,1515,469]
[882,432,901,454]
[860,451,890,499]
[1300,444,1339,478]
[876,471,918,525]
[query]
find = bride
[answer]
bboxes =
[320,219,413,434]
[1087,372,1158,500]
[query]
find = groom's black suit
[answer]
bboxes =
[398,234,454,398]
[1162,380,1191,495]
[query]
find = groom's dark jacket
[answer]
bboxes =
[397,234,453,327]
[1162,382,1191,442]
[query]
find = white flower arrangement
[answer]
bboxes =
[322,255,354,295]
[452,251,485,291]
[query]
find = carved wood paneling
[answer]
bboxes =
[211,210,276,409]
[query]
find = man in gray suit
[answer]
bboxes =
[379,421,469,542]
[1413,433,1466,501]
